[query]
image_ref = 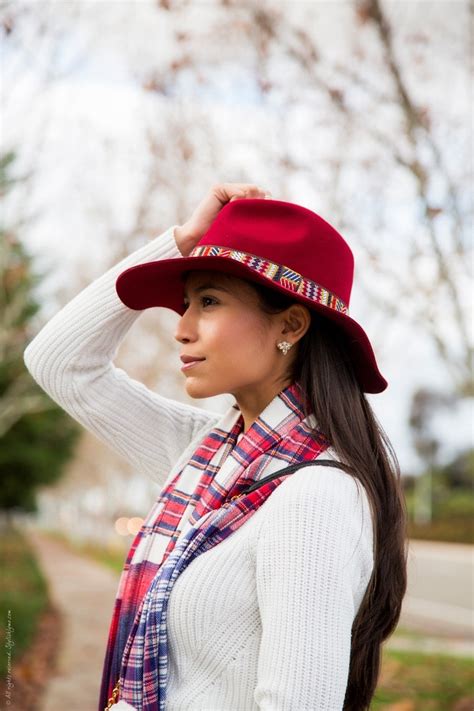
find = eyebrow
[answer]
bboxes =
[183,282,232,300]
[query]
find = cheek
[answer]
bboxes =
[207,313,270,360]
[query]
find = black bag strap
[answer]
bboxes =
[230,459,354,500]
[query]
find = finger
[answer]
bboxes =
[223,183,268,195]
[226,184,271,201]
[222,183,263,192]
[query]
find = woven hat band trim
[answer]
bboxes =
[188,244,349,315]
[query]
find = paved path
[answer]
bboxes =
[26,529,121,711]
[399,539,473,640]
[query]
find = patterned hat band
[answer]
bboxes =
[189,244,349,316]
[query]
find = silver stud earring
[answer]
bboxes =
[277,341,293,355]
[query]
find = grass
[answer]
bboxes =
[390,625,429,640]
[373,647,474,709]
[68,539,126,573]
[408,518,473,544]
[405,489,473,544]
[43,528,127,574]
[0,525,49,677]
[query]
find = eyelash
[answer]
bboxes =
[182,296,218,311]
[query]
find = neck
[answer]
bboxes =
[234,378,293,433]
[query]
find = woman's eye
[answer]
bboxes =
[201,296,217,307]
[182,296,217,311]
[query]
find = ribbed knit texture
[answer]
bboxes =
[24,225,375,711]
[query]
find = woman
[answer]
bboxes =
[24,183,408,711]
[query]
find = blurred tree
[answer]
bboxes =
[408,385,458,523]
[405,446,473,542]
[238,0,472,398]
[353,0,472,398]
[0,150,81,518]
[442,447,474,490]
[408,387,456,464]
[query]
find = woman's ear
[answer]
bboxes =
[281,304,311,342]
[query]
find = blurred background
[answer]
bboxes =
[0,0,472,709]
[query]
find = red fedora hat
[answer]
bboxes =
[116,198,387,393]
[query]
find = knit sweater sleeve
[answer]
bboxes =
[23,225,220,486]
[254,466,374,710]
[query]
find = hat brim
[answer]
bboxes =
[115,255,388,394]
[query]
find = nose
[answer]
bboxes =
[174,306,197,344]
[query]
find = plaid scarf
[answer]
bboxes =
[98,381,330,711]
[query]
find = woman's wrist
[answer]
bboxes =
[173,224,198,257]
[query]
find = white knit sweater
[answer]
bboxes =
[23,225,375,711]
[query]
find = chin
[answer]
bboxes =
[184,379,220,400]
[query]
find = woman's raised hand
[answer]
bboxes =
[174,183,272,256]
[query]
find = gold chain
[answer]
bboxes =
[104,678,121,710]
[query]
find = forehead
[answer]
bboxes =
[182,269,243,295]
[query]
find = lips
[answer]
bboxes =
[180,355,206,364]
[181,356,206,373]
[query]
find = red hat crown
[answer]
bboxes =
[189,199,354,313]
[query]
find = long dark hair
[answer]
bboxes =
[248,278,409,710]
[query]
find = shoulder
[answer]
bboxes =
[258,447,374,566]
[270,446,370,509]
